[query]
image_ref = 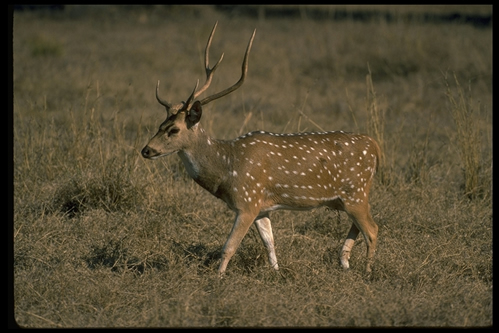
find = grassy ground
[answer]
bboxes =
[12,5,492,327]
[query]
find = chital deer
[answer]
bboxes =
[142,22,381,276]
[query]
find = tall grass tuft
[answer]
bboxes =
[50,158,145,218]
[444,73,485,200]
[365,64,390,185]
[406,125,431,186]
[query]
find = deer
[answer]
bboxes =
[141,22,381,277]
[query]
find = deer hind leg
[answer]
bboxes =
[218,212,256,276]
[340,223,360,270]
[254,216,279,270]
[344,205,378,273]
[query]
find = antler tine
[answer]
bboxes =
[193,21,225,100]
[156,80,172,110]
[182,79,200,111]
[199,28,256,106]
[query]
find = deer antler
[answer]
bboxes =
[155,21,221,113]
[182,80,200,112]
[192,22,224,101]
[199,27,256,106]
[155,24,256,113]
[156,80,171,110]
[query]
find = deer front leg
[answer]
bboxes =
[218,212,256,276]
[254,216,279,270]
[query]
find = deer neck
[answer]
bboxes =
[177,125,232,198]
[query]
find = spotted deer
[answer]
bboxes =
[141,23,381,276]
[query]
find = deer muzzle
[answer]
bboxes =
[141,145,158,159]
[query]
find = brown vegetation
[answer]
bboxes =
[12,5,491,327]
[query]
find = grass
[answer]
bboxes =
[444,72,488,200]
[12,5,492,327]
[365,63,389,184]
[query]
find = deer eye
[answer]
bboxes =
[168,128,180,137]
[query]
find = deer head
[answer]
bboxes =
[141,22,256,160]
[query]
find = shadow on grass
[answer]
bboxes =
[83,239,168,274]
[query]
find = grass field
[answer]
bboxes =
[12,5,492,327]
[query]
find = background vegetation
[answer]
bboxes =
[12,5,492,327]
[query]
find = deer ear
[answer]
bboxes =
[186,101,202,128]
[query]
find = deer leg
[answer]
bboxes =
[254,216,279,270]
[346,206,378,273]
[218,212,256,276]
[340,223,360,270]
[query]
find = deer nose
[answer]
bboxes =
[141,146,156,159]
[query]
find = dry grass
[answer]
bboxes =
[12,5,492,327]
[444,72,488,200]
